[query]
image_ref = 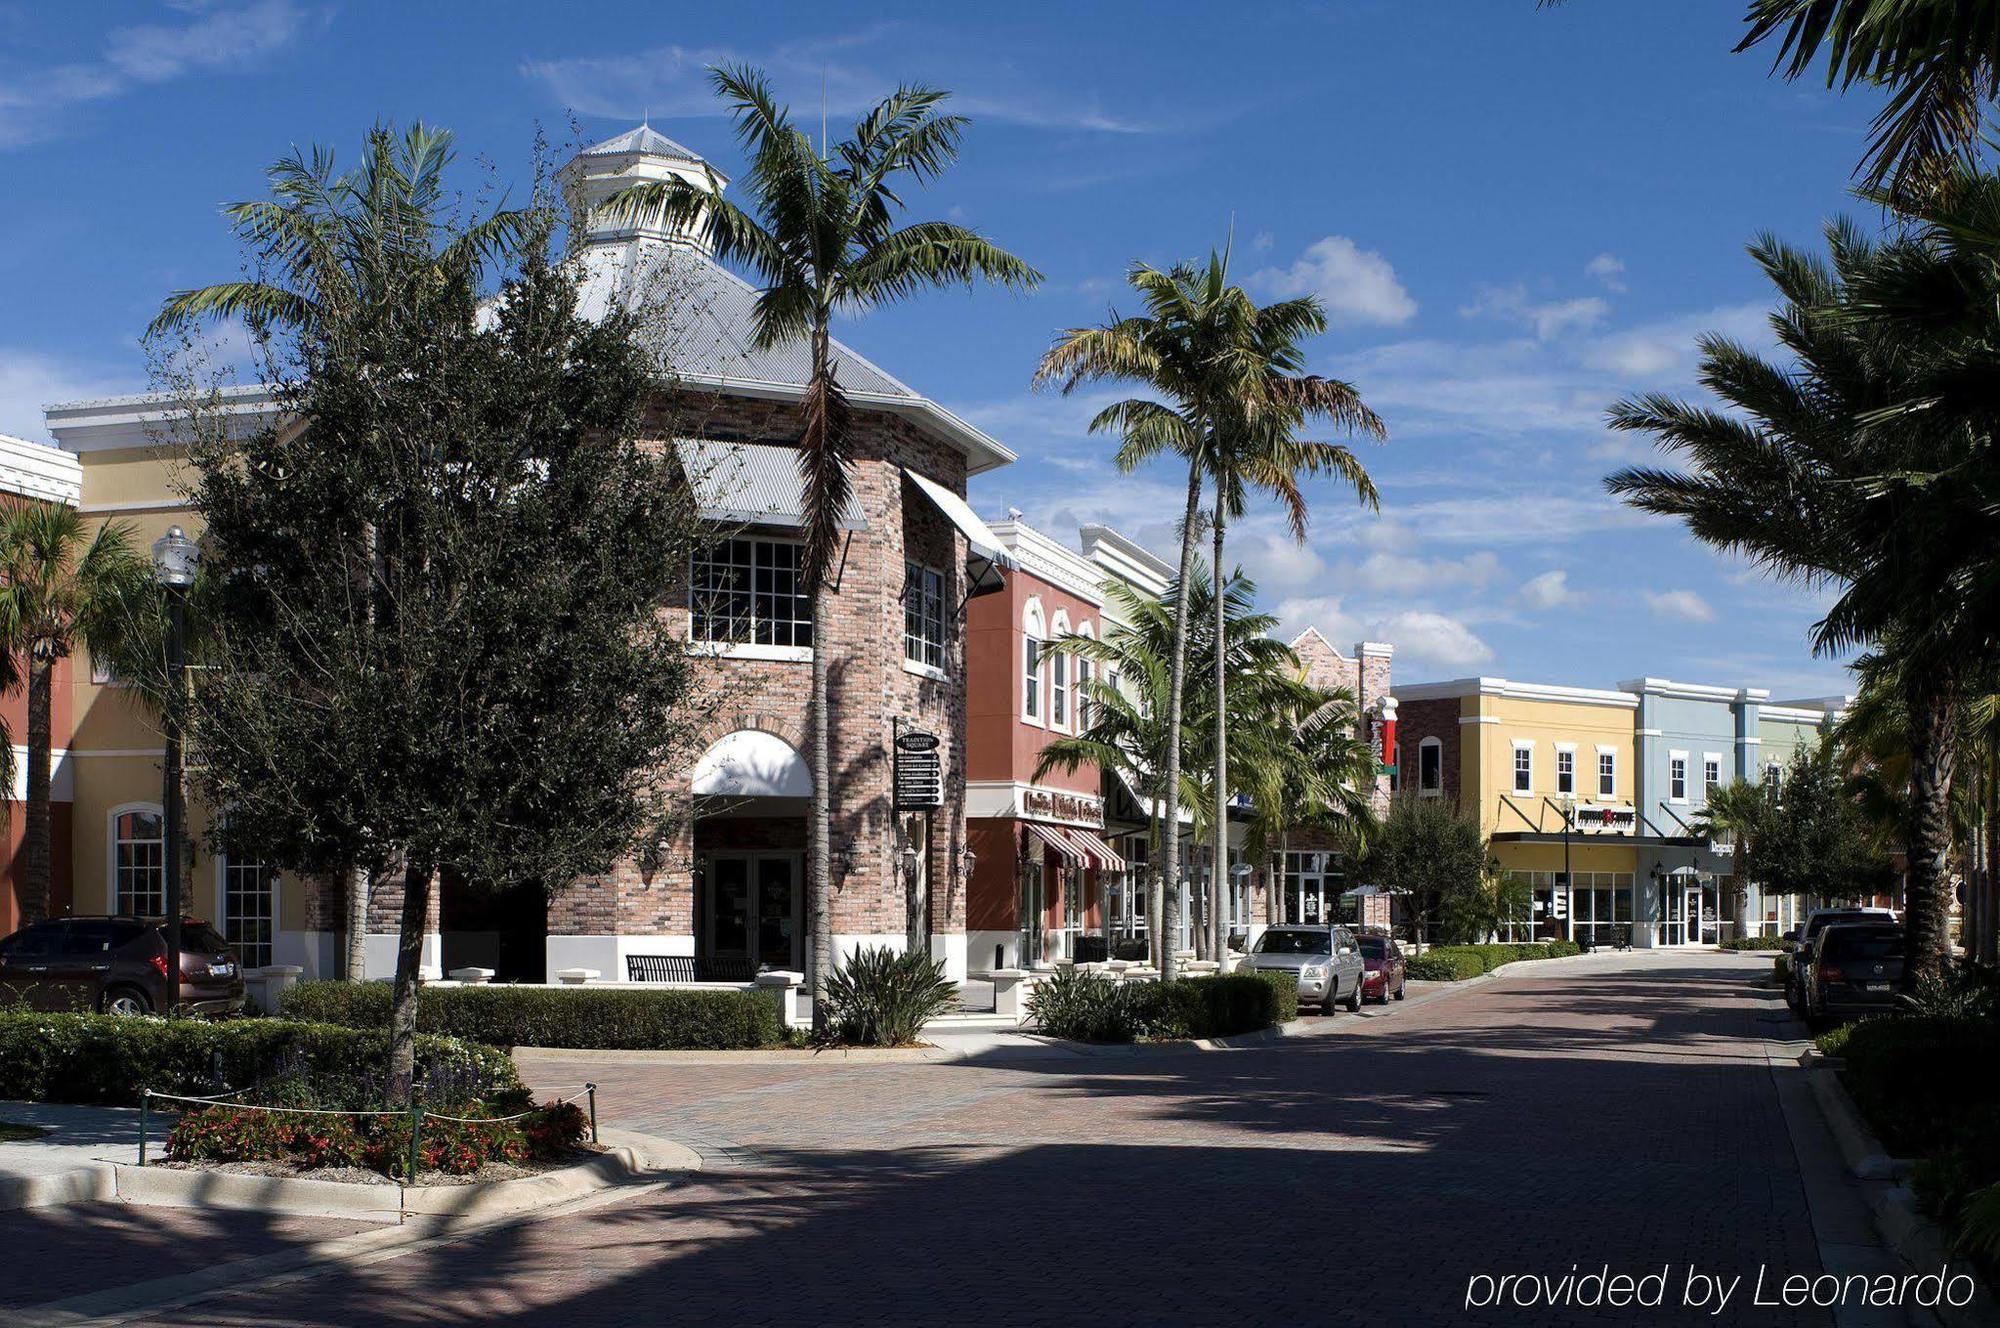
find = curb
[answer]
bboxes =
[0,1161,115,1211]
[1800,1053,1909,1182]
[106,1127,696,1224]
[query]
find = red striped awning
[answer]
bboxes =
[1023,821,1082,866]
[1062,825,1128,872]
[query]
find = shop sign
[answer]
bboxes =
[1021,786,1104,828]
[894,728,943,811]
[1571,803,1635,834]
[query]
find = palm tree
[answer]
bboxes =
[1200,290,1384,958]
[151,122,531,983]
[609,67,1038,1023]
[1693,779,1777,939]
[1238,685,1382,937]
[0,503,145,924]
[1035,256,1252,977]
[1605,210,2000,986]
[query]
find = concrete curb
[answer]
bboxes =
[1801,1053,1910,1182]
[0,1160,115,1211]
[106,1126,697,1224]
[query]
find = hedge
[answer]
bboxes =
[1029,971,1295,1043]
[1817,1015,2000,1158]
[1719,935,1789,952]
[1403,941,1581,983]
[0,1012,518,1108]
[280,981,784,1050]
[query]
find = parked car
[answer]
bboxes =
[0,916,245,1016]
[1357,934,1407,1004]
[1244,924,1366,1014]
[1802,922,1904,1026]
[1784,907,1897,1009]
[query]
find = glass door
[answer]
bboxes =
[1659,879,1688,946]
[707,854,802,970]
[708,857,752,962]
[755,856,800,970]
[1020,857,1045,966]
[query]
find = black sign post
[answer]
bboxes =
[893,720,942,960]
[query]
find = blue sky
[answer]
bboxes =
[0,1,1886,694]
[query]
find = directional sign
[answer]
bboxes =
[894,727,943,810]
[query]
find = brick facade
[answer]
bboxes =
[1393,696,1464,807]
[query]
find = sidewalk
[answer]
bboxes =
[0,1100,141,1210]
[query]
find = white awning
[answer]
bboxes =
[676,439,868,532]
[690,729,811,798]
[903,467,1014,597]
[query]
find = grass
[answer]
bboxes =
[0,1120,51,1142]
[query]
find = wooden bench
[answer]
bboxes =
[626,955,761,983]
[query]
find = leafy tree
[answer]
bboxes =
[1694,778,1777,937]
[1606,207,2000,986]
[0,504,146,923]
[608,67,1038,1022]
[1361,797,1490,952]
[1239,684,1382,932]
[166,125,704,1101]
[1198,281,1384,958]
[1758,742,1899,905]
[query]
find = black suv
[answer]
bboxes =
[0,916,246,1016]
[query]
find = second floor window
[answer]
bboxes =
[902,563,946,670]
[1556,749,1574,796]
[1598,751,1616,798]
[1076,657,1092,730]
[1023,638,1042,721]
[1513,744,1532,794]
[1704,756,1721,796]
[692,538,811,649]
[1419,740,1442,793]
[1670,754,1688,801]
[1050,651,1069,728]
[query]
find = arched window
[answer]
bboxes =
[1417,738,1443,796]
[110,805,165,917]
[1049,610,1071,729]
[1075,621,1096,730]
[1022,599,1046,723]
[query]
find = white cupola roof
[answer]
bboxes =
[560,123,730,255]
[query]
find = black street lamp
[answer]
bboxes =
[152,526,198,1013]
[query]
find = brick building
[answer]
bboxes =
[42,126,1018,984]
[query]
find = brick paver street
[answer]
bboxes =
[0,951,1898,1326]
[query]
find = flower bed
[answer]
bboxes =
[165,1095,590,1180]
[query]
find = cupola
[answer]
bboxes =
[559,124,729,255]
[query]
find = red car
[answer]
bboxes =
[1357,934,1406,1004]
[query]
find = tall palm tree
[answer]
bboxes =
[609,67,1038,1022]
[0,503,145,923]
[1200,292,1384,958]
[1606,210,2000,986]
[1035,256,1252,977]
[1693,778,1777,939]
[1238,684,1382,936]
[151,122,530,983]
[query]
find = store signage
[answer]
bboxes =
[1571,803,1636,834]
[1021,786,1104,828]
[893,728,943,811]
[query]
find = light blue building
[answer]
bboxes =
[1622,679,1844,943]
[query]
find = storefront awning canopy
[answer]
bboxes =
[676,439,868,531]
[903,467,1014,599]
[1024,821,1127,872]
[1062,825,1127,872]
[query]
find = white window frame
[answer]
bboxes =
[1765,761,1783,796]
[1511,739,1534,796]
[109,802,166,919]
[690,536,813,660]
[1418,736,1443,796]
[1074,621,1095,730]
[1022,599,1046,726]
[1388,741,1400,794]
[1596,746,1617,798]
[1555,743,1576,798]
[1049,610,1071,731]
[1669,750,1689,803]
[1702,753,1722,798]
[217,850,278,971]
[901,561,947,677]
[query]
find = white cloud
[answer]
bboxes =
[522,34,1151,135]
[1581,303,1769,381]
[1459,285,1610,341]
[1646,588,1715,623]
[0,1,313,150]
[0,347,123,444]
[1368,609,1494,674]
[1585,253,1627,291]
[1519,568,1580,610]
[1252,236,1416,327]
[1250,229,1274,252]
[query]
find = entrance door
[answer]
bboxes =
[705,854,802,971]
[1660,881,1688,946]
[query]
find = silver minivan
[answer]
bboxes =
[1244,925,1367,1014]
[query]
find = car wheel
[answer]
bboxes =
[1393,978,1406,1001]
[101,986,152,1017]
[1345,975,1363,1012]
[1320,992,1338,1016]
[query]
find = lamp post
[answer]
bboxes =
[152,526,198,1014]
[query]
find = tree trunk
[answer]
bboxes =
[22,655,52,924]
[1148,805,1164,970]
[1210,500,1228,964]
[343,863,371,981]
[385,859,433,1106]
[1983,738,1999,966]
[1903,670,1958,988]
[808,575,834,1030]
[1731,876,1749,942]
[1158,458,1205,982]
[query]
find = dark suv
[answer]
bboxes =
[0,916,246,1016]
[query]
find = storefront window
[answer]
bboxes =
[902,562,946,670]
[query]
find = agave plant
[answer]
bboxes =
[815,946,957,1047]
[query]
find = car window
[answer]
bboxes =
[1357,937,1388,959]
[1823,929,1903,961]
[64,921,126,954]
[1255,929,1332,955]
[2,924,66,958]
[186,924,233,955]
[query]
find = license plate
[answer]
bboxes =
[209,963,235,978]
[1862,981,1890,992]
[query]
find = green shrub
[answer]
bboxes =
[165,1094,587,1179]
[1242,967,1300,1026]
[1028,969,1134,1042]
[1836,1015,2000,1157]
[1720,935,1789,951]
[1405,948,1488,981]
[0,1012,517,1109]
[1544,940,1582,957]
[280,981,783,1050]
[817,947,956,1047]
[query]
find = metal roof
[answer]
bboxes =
[578,125,703,163]
[675,439,867,531]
